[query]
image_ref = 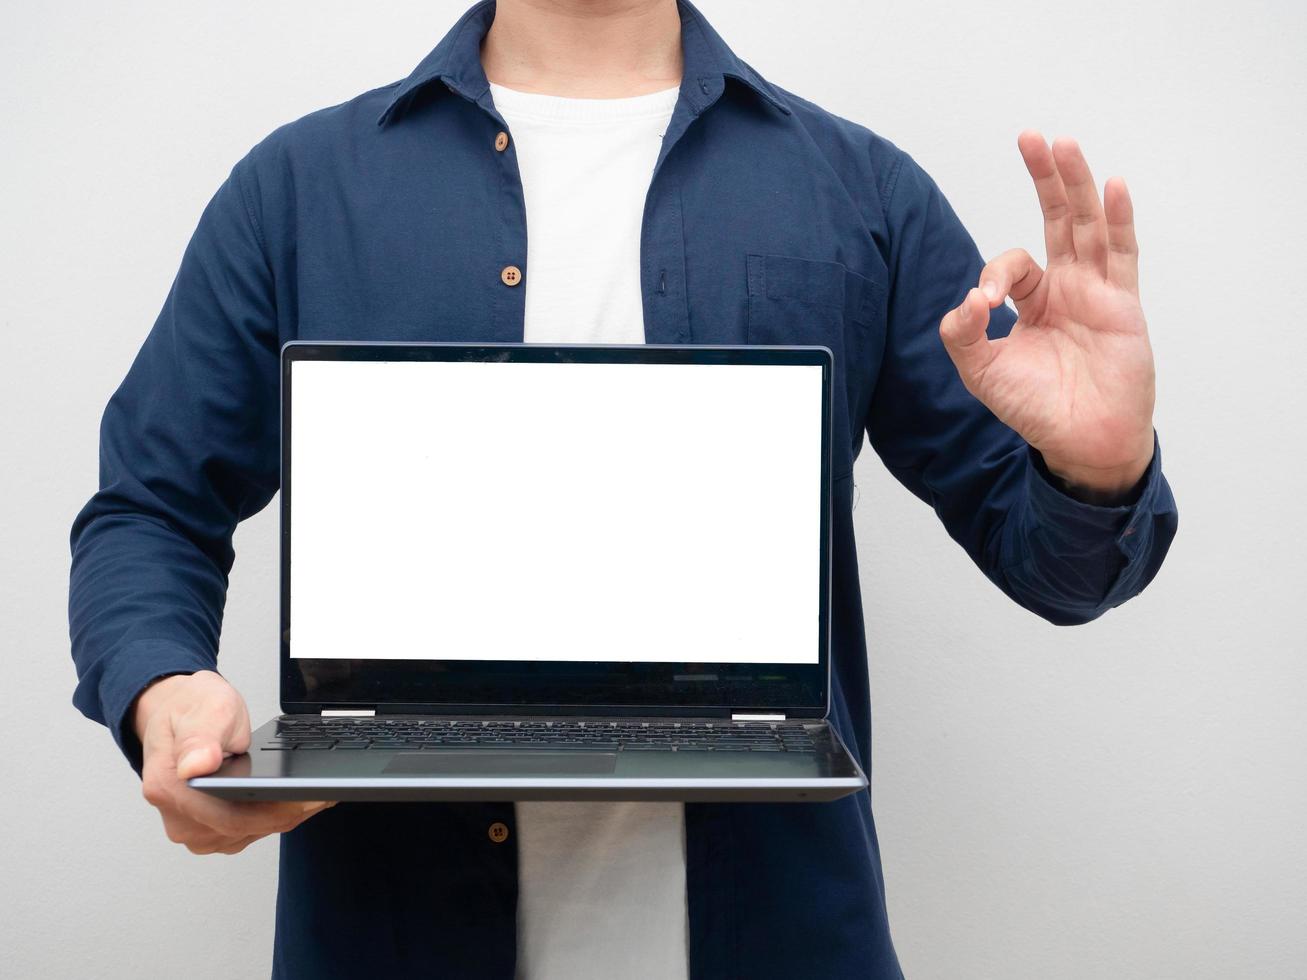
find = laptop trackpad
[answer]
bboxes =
[383,751,617,776]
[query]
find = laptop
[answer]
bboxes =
[191,342,867,803]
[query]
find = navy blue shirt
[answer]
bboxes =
[68,2,1177,976]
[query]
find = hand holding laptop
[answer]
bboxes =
[135,671,333,854]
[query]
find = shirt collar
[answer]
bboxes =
[377,0,790,127]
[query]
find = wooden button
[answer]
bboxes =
[494,131,509,152]
[500,265,522,287]
[488,821,509,844]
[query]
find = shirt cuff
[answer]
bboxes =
[94,639,216,775]
[1026,430,1166,566]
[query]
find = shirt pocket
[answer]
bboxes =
[745,253,884,476]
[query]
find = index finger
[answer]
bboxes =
[1051,135,1108,274]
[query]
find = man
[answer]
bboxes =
[68,0,1177,976]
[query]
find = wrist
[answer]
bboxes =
[1041,441,1155,506]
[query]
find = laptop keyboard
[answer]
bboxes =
[266,718,820,753]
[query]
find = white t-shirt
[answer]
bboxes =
[488,82,689,980]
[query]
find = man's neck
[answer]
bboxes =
[481,0,683,98]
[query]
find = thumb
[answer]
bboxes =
[175,730,226,779]
[173,702,246,779]
[939,287,996,391]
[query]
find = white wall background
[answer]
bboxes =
[2,1,1304,977]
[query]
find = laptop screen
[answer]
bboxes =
[290,356,822,665]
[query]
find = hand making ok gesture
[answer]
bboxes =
[939,131,1156,502]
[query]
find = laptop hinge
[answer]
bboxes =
[731,712,786,722]
[322,708,375,717]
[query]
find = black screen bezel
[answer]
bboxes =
[280,342,833,718]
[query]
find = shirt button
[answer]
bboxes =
[488,821,510,844]
[494,131,509,152]
[500,265,522,287]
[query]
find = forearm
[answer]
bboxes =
[69,510,228,770]
[68,159,280,769]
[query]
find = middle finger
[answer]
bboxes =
[1051,136,1108,274]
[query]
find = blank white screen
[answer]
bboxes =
[290,358,823,664]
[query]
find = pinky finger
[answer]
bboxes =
[1104,176,1139,293]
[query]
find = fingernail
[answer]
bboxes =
[958,296,968,321]
[981,281,998,301]
[177,750,199,773]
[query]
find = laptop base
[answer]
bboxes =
[190,716,867,803]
